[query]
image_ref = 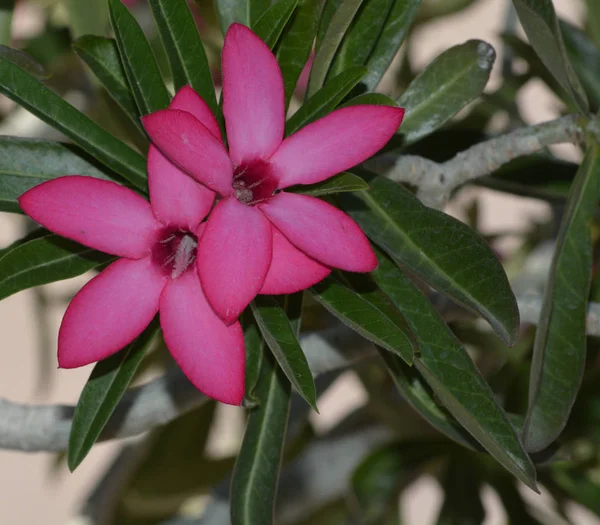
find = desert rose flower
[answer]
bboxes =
[18,90,245,406]
[142,23,405,324]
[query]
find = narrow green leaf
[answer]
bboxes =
[328,0,394,79]
[311,274,415,364]
[341,92,396,107]
[254,0,299,50]
[108,0,171,115]
[373,253,537,490]
[147,0,217,112]
[230,347,292,525]
[0,45,48,79]
[342,173,519,345]
[215,0,248,33]
[242,310,266,404]
[0,1,15,47]
[0,137,115,213]
[288,172,369,196]
[277,0,325,106]
[286,65,367,135]
[307,0,364,97]
[215,0,272,32]
[397,40,496,145]
[361,0,422,91]
[73,36,141,127]
[0,234,112,301]
[0,59,148,190]
[522,145,600,453]
[512,0,588,114]
[586,0,600,48]
[379,351,479,449]
[551,467,600,517]
[68,319,160,471]
[559,21,600,111]
[251,296,317,409]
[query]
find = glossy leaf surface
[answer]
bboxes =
[343,173,519,345]
[372,254,537,490]
[512,0,588,114]
[0,59,148,189]
[523,145,600,453]
[148,0,217,112]
[68,319,160,471]
[251,296,317,409]
[397,40,496,145]
[0,138,114,213]
[0,234,112,301]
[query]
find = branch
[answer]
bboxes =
[367,114,585,208]
[0,326,373,452]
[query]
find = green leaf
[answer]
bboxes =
[68,319,160,471]
[108,0,171,115]
[242,311,266,404]
[379,351,480,449]
[342,173,519,345]
[0,45,48,79]
[328,0,394,79]
[277,0,325,106]
[397,40,496,145]
[435,461,485,525]
[0,1,14,47]
[311,274,415,365]
[361,0,422,91]
[288,172,369,196]
[512,0,588,114]
[286,65,367,135]
[0,234,112,301]
[551,467,600,517]
[522,145,600,453]
[230,351,292,525]
[254,0,299,50]
[215,0,273,32]
[340,92,396,107]
[0,59,148,190]
[372,253,537,490]
[72,36,141,128]
[0,137,115,213]
[250,296,317,409]
[307,0,364,97]
[559,21,600,111]
[147,0,217,113]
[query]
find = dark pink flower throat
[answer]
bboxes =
[153,228,198,279]
[232,159,277,206]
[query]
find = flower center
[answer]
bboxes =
[232,159,278,206]
[153,228,198,279]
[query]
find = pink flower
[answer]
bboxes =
[18,90,246,406]
[142,24,405,324]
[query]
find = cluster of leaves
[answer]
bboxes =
[2,0,600,523]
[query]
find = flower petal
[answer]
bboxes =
[260,227,331,294]
[160,270,245,405]
[272,105,405,188]
[148,146,215,230]
[198,197,272,323]
[259,192,377,272]
[58,257,166,368]
[222,23,285,165]
[142,109,233,195]
[19,176,160,259]
[170,85,222,143]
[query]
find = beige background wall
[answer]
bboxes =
[0,0,594,523]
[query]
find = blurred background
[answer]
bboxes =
[0,0,596,523]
